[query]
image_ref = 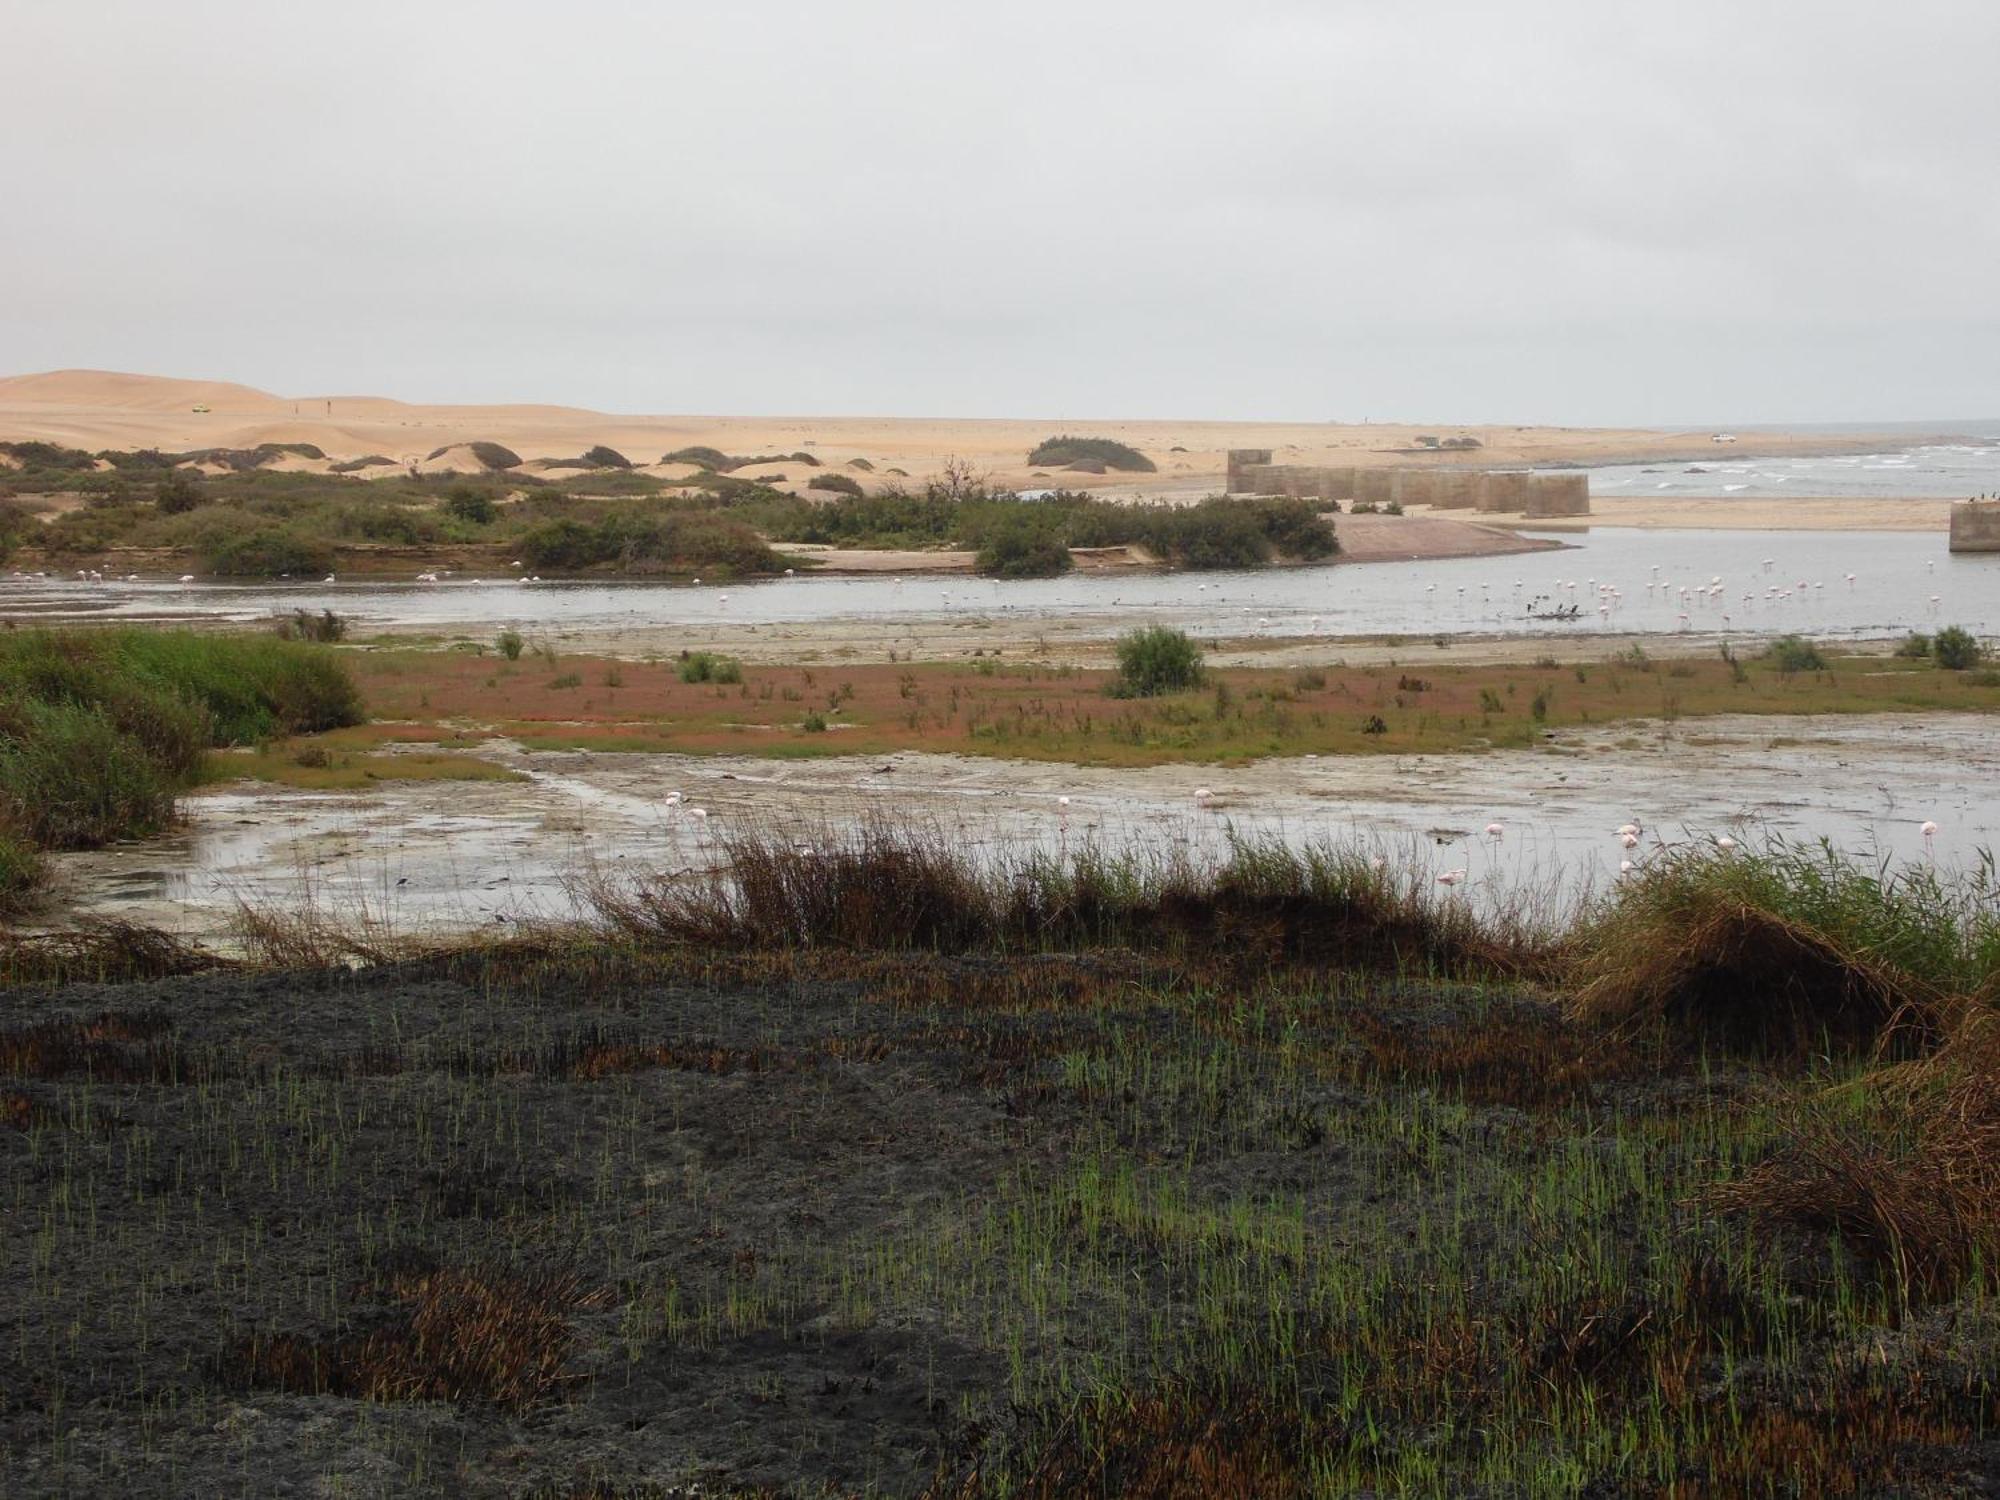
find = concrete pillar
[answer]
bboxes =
[1355,469,1396,506]
[1524,472,1592,517]
[1391,469,1440,508]
[1227,449,1272,493]
[1432,470,1480,510]
[1950,499,2000,552]
[1476,471,1531,512]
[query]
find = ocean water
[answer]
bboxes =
[1587,428,2000,500]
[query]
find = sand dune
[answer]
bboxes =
[0,369,285,413]
[0,369,1951,511]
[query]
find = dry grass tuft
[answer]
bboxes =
[1571,901,1934,1060]
[1709,1004,2000,1300]
[940,1384,1313,1499]
[230,1262,604,1410]
[586,821,1549,981]
[1565,845,1993,1061]
[0,919,225,987]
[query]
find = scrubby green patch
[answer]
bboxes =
[805,472,864,498]
[0,629,363,907]
[210,745,527,791]
[1108,625,1204,698]
[5,443,1335,579]
[675,651,743,685]
[518,509,780,577]
[728,486,1336,569]
[1764,633,1827,674]
[974,512,1073,578]
[1027,435,1157,472]
[1934,625,1986,671]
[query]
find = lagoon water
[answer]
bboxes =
[8,527,1998,644]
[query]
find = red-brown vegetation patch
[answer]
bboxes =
[229,1263,604,1410]
[0,1010,176,1082]
[337,646,1999,768]
[1347,1001,1639,1107]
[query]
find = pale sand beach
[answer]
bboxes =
[1506,495,1956,532]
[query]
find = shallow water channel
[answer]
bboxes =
[9,527,1999,644]
[57,713,2000,941]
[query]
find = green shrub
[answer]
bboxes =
[581,445,631,469]
[1109,626,1204,698]
[200,525,333,578]
[0,629,364,856]
[1932,626,1984,671]
[0,698,179,849]
[801,711,828,733]
[661,446,730,469]
[422,440,523,470]
[154,471,206,514]
[679,651,743,685]
[498,629,525,661]
[521,509,779,576]
[1765,635,1826,674]
[274,609,348,644]
[518,518,605,570]
[1027,436,1156,473]
[1894,632,1932,660]
[444,487,498,525]
[0,822,44,912]
[807,473,865,498]
[975,516,1073,579]
[1239,497,1339,560]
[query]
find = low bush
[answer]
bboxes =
[1764,635,1826,674]
[1932,625,1984,671]
[519,508,779,577]
[975,516,1073,579]
[0,823,45,913]
[444,488,497,525]
[153,471,206,514]
[1894,632,1932,659]
[1027,436,1156,473]
[422,441,519,470]
[0,630,363,876]
[1109,626,1204,698]
[497,629,525,661]
[678,651,743,685]
[807,473,865,498]
[274,609,348,644]
[200,525,334,578]
[1710,1009,2000,1299]
[660,446,729,470]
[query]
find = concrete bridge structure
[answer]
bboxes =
[1227,451,1589,517]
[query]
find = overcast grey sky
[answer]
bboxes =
[5,0,1997,424]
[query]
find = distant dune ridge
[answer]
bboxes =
[0,368,1950,521]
